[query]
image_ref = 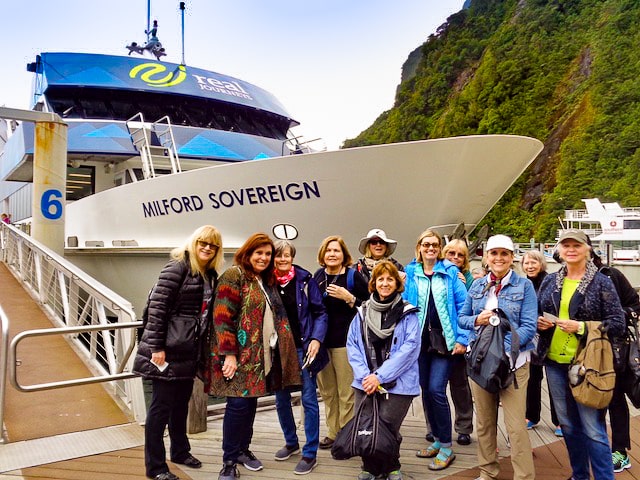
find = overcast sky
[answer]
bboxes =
[0,1,464,150]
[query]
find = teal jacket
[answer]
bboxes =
[403,259,470,349]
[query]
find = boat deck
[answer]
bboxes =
[1,261,639,479]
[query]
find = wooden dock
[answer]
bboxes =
[1,262,639,479]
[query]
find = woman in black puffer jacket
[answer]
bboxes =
[134,225,223,480]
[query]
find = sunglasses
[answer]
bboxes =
[447,251,466,258]
[369,239,386,246]
[420,242,440,249]
[197,240,219,250]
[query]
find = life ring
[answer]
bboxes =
[610,220,617,227]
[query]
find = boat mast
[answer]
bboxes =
[146,0,151,43]
[180,1,186,65]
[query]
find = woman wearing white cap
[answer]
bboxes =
[458,234,537,480]
[354,229,404,282]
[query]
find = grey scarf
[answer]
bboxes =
[365,293,401,340]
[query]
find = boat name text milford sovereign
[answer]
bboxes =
[142,181,321,217]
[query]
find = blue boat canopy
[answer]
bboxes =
[29,52,297,123]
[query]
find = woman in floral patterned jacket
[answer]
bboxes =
[208,232,301,480]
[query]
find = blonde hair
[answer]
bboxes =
[171,225,223,277]
[414,228,444,262]
[443,239,470,273]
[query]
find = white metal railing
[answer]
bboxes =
[153,115,181,174]
[0,305,8,443]
[0,223,146,425]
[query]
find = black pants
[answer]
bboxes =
[145,378,194,477]
[355,389,413,476]
[608,373,630,452]
[449,355,474,434]
[526,363,559,425]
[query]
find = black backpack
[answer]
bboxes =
[466,308,520,393]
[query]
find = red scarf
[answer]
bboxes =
[275,266,295,286]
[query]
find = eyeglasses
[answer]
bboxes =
[369,239,386,246]
[197,240,219,250]
[420,242,440,249]
[447,251,466,258]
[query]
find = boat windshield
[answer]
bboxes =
[45,86,291,140]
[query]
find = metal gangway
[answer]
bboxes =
[126,112,181,179]
[0,223,146,444]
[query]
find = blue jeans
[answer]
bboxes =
[545,362,614,480]
[275,348,320,458]
[222,396,258,463]
[419,350,453,446]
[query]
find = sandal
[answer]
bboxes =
[428,449,456,470]
[416,443,440,458]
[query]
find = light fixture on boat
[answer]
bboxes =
[272,223,298,240]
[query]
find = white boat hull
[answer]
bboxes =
[64,134,542,310]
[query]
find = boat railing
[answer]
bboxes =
[153,115,182,174]
[563,208,590,221]
[126,112,156,179]
[0,223,146,427]
[0,305,8,443]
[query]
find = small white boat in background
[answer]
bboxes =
[561,198,640,262]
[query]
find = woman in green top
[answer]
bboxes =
[536,229,624,480]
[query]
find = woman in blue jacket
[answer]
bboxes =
[272,240,329,475]
[347,261,420,480]
[403,228,468,471]
[458,234,537,480]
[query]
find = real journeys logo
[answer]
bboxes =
[129,63,187,87]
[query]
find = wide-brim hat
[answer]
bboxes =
[485,234,514,252]
[358,228,397,255]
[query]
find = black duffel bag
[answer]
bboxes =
[331,393,399,460]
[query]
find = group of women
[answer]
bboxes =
[134,224,630,480]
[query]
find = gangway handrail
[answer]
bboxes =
[0,223,146,423]
[10,321,142,392]
[0,305,9,443]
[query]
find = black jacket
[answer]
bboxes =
[133,257,216,380]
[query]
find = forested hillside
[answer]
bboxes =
[344,0,640,242]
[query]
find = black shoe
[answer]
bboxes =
[457,433,471,445]
[172,454,202,469]
[153,472,179,480]
[425,432,435,442]
[319,436,334,449]
[218,461,240,480]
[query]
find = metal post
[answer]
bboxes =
[180,1,186,65]
[0,108,67,256]
[0,305,9,443]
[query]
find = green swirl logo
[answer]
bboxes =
[129,63,187,87]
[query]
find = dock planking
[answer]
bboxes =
[2,393,638,480]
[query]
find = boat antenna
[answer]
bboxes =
[146,0,151,43]
[180,1,186,65]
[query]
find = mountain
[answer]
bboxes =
[344,0,640,242]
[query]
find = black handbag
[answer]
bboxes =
[624,322,640,408]
[427,324,449,355]
[331,393,399,460]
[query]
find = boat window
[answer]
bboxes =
[45,86,292,140]
[67,165,95,200]
[624,219,640,229]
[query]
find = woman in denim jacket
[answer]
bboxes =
[458,235,537,480]
[536,229,624,480]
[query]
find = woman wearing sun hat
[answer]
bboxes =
[354,228,404,282]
